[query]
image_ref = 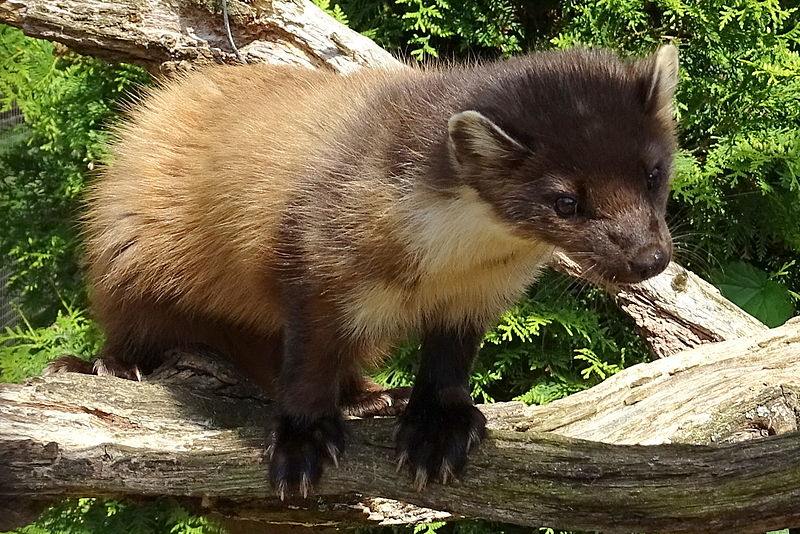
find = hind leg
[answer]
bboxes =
[340,375,411,417]
[44,352,144,380]
[338,342,411,417]
[43,295,194,381]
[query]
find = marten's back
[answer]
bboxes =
[85,65,417,335]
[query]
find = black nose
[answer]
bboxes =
[628,246,669,281]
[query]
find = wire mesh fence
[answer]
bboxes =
[0,269,15,328]
[0,105,23,128]
[1,104,25,328]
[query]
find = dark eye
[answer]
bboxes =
[555,196,578,218]
[647,167,661,190]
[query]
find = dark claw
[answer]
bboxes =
[395,402,486,489]
[268,414,346,499]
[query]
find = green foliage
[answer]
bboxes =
[0,25,149,325]
[481,275,645,405]
[413,522,447,534]
[333,0,529,59]
[312,0,350,26]
[7,498,224,534]
[0,304,101,383]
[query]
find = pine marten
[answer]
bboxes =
[48,45,678,497]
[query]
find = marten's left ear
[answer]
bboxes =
[643,44,679,115]
[448,110,527,167]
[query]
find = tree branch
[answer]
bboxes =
[3,319,800,533]
[0,0,402,73]
[552,254,767,357]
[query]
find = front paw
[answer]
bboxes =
[395,402,486,490]
[268,414,346,499]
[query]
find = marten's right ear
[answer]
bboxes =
[448,110,528,167]
[643,44,679,116]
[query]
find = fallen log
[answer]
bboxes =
[2,319,800,533]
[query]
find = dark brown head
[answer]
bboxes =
[447,46,679,284]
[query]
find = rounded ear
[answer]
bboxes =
[643,44,679,115]
[448,110,528,166]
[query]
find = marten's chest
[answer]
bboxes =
[339,186,555,341]
[340,243,552,342]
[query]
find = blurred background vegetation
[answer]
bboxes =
[1,0,799,532]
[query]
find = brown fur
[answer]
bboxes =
[71,46,679,493]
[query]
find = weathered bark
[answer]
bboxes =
[497,317,800,444]
[0,0,402,74]
[3,319,800,533]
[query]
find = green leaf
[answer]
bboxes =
[713,261,794,327]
